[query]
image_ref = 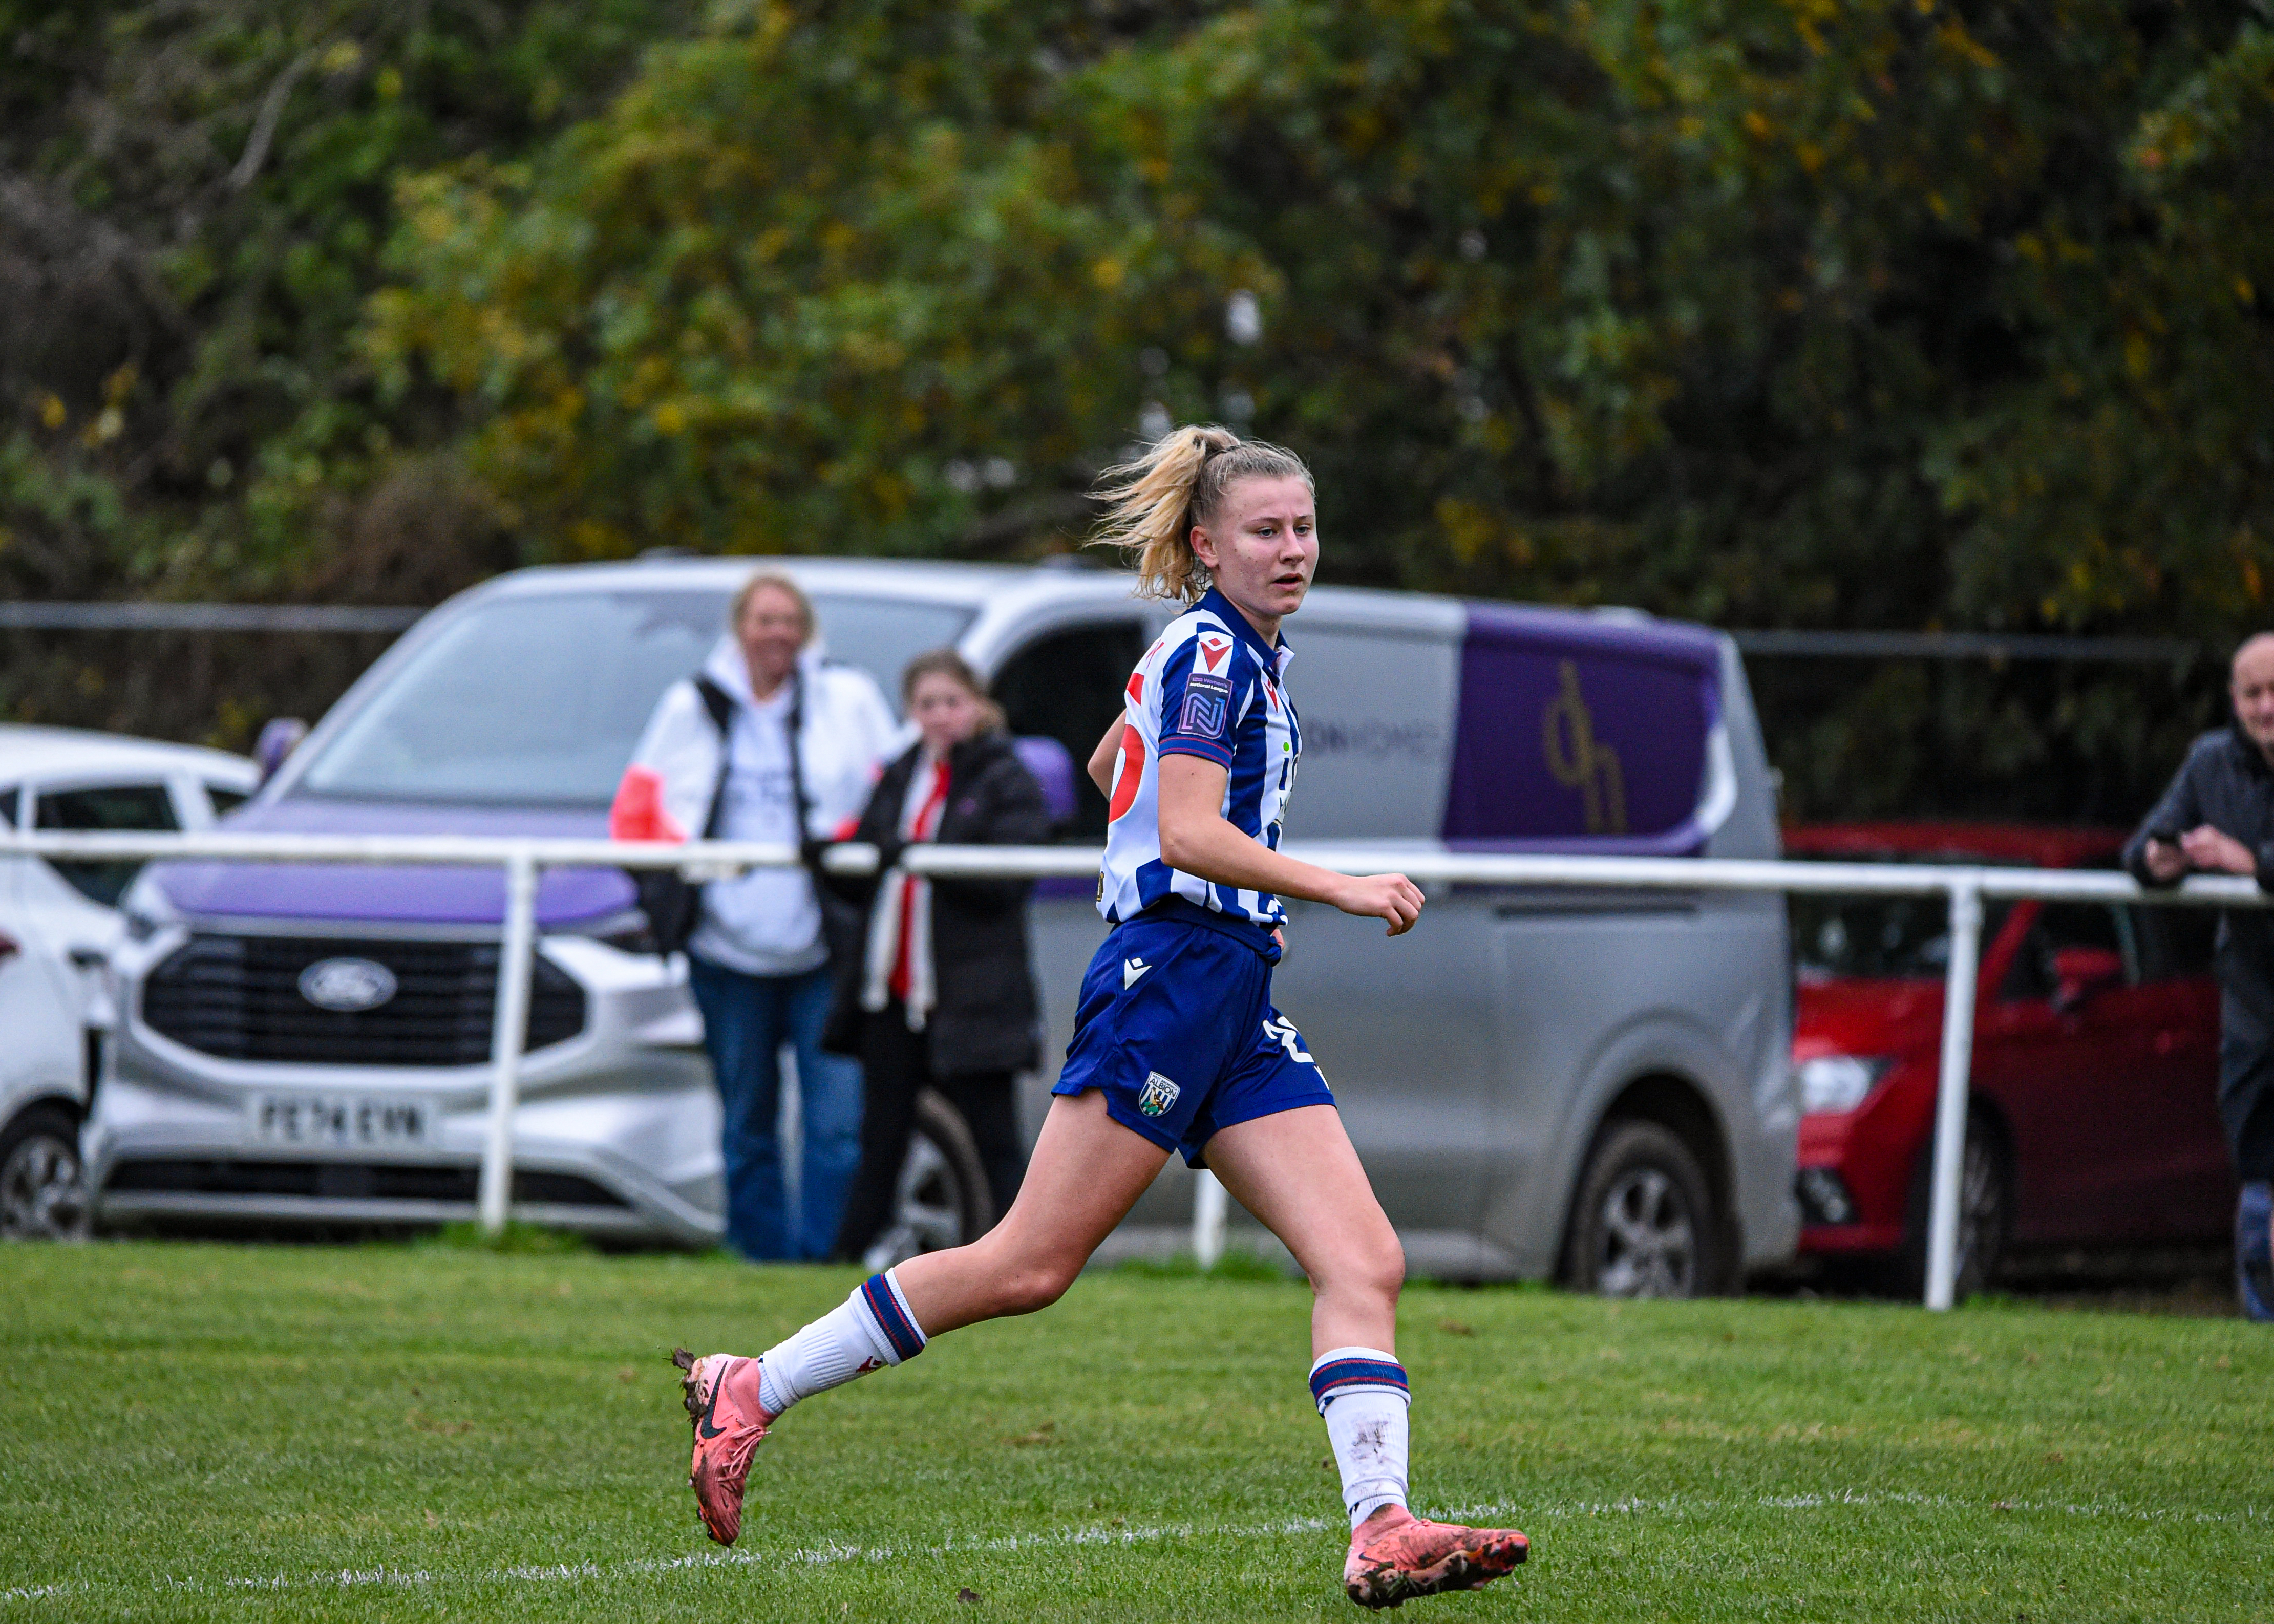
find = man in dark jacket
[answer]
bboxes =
[2123,632,2274,1319]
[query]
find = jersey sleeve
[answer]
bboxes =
[1154,630,1242,768]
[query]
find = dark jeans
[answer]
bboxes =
[687,955,864,1262]
[834,1000,1028,1260]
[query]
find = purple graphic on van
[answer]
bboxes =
[1443,604,1722,856]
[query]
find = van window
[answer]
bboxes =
[294,590,973,805]
[993,621,1147,840]
[36,781,179,906]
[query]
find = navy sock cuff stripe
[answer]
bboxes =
[861,1274,926,1362]
[1309,1358,1408,1404]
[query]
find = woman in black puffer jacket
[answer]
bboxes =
[830,649,1053,1261]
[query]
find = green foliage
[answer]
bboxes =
[0,0,692,738]
[362,0,2272,816]
[5,0,2269,813]
[371,1,2273,621]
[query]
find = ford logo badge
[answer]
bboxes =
[298,957,398,1013]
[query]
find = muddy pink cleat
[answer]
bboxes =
[671,1348,774,1545]
[1342,1505,1528,1609]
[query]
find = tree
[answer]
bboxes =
[0,0,691,737]
[374,0,2271,815]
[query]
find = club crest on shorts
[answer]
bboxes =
[1138,1071,1181,1117]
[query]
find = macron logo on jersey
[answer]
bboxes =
[1123,957,1152,989]
[1197,632,1234,673]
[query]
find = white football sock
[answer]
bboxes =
[756,1269,928,1418]
[1310,1346,1411,1530]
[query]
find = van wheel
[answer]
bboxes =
[1895,1115,2009,1300]
[859,1090,993,1271]
[0,1105,89,1241]
[1563,1122,1717,1299]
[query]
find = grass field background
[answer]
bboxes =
[2,1241,2268,1622]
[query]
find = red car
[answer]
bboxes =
[1787,823,2234,1293]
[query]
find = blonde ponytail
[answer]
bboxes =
[1088,423,1313,602]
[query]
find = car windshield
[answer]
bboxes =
[295,588,973,805]
[1788,851,2017,981]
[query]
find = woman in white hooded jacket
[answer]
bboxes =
[612,572,898,1260]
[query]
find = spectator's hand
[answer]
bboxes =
[2142,837,2189,883]
[2179,824,2258,876]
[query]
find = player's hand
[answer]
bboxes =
[1331,872,1425,937]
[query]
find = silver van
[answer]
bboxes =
[91,558,1796,1291]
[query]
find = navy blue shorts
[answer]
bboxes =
[1052,904,1333,1166]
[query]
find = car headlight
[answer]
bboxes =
[120,871,183,943]
[548,907,660,957]
[1795,1054,1892,1116]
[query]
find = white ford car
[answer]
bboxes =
[0,725,257,1236]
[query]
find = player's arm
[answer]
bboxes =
[1087,715,1123,798]
[1156,756,1422,937]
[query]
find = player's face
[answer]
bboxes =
[2233,636,2274,755]
[910,671,987,757]
[1192,474,1317,633]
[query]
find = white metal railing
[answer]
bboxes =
[5,827,2263,1309]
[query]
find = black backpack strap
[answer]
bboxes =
[691,673,735,838]
[692,673,735,733]
[784,670,813,844]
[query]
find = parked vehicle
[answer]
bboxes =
[1787,823,2233,1294]
[0,725,257,1236]
[91,560,1796,1292]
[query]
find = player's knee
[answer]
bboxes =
[1359,1231,1407,1303]
[1312,1230,1405,1307]
[991,1257,1078,1317]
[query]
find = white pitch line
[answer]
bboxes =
[3,1492,2263,1608]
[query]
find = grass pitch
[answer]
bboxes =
[2,1243,2268,1622]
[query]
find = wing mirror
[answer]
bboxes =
[253,717,308,786]
[2051,946,2124,1013]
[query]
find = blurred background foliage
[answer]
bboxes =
[2,0,2269,820]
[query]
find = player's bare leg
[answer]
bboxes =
[673,1090,1165,1543]
[892,1088,1170,1333]
[1207,1105,1528,1607]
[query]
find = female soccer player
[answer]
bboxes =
[673,425,1529,1609]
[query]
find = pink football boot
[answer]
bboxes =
[1343,1505,1528,1609]
[671,1348,774,1545]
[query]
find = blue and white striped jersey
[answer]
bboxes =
[1098,586,1302,929]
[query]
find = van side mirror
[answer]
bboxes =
[1011,736,1079,830]
[253,717,308,785]
[2051,945,2124,1013]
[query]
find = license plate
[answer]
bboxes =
[249,1094,437,1149]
